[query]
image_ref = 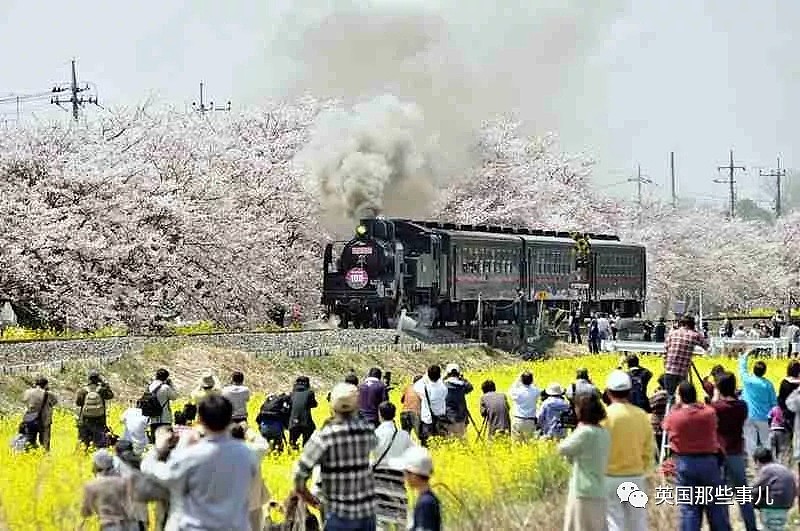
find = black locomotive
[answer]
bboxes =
[322,217,646,328]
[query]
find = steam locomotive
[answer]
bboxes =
[322,217,646,328]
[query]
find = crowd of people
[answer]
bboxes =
[569,309,800,354]
[15,313,800,530]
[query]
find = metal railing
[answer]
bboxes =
[0,352,125,376]
[601,337,792,357]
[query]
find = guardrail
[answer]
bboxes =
[0,339,489,375]
[285,342,488,358]
[602,337,792,357]
[0,352,125,376]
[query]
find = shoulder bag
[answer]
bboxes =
[424,385,450,436]
[373,426,398,471]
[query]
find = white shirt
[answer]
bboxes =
[508,382,540,419]
[734,329,747,338]
[373,421,414,468]
[413,377,447,424]
[121,407,148,451]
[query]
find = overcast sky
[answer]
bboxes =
[0,0,796,209]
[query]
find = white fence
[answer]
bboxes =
[602,337,792,357]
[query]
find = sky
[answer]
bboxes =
[0,0,796,210]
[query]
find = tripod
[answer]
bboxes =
[658,361,711,465]
[465,409,486,440]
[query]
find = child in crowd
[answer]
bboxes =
[752,447,797,531]
[768,405,789,463]
[394,446,441,531]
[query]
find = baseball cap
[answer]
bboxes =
[390,446,434,478]
[330,383,358,414]
[607,370,632,391]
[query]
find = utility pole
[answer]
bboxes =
[50,59,98,122]
[627,165,653,215]
[670,151,677,208]
[714,149,746,219]
[760,156,787,217]
[191,82,231,114]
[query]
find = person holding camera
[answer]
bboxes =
[142,395,256,531]
[76,370,115,449]
[509,372,540,441]
[443,364,473,438]
[358,368,389,428]
[147,369,180,444]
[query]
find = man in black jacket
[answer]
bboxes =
[288,376,318,449]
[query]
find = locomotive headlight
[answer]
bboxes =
[356,225,367,237]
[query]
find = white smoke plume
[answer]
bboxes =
[269,0,626,226]
[299,94,440,221]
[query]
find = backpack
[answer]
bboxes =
[259,393,291,426]
[629,370,650,412]
[82,385,106,418]
[137,383,165,418]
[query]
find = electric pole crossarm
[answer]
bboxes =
[191,81,231,114]
[627,164,653,209]
[759,156,787,217]
[49,59,99,122]
[714,149,746,219]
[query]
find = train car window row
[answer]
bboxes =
[597,253,641,277]
[534,248,572,276]
[459,246,520,276]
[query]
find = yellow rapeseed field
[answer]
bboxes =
[0,352,789,530]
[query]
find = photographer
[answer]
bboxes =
[358,367,389,428]
[142,395,256,530]
[75,370,115,449]
[443,364,473,438]
[147,369,179,443]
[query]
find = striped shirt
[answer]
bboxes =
[294,416,378,520]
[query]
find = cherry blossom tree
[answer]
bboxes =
[0,99,328,330]
[0,98,791,329]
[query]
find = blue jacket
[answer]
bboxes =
[739,353,777,421]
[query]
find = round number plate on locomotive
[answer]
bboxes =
[345,267,369,289]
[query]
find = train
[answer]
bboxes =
[322,217,647,329]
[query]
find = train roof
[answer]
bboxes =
[392,219,622,241]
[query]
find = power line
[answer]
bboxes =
[50,59,99,122]
[191,82,231,114]
[714,149,746,219]
[760,156,787,218]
